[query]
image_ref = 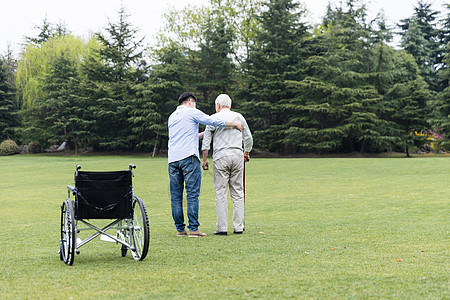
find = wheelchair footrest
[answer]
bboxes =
[100,234,116,242]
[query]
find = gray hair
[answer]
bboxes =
[215,94,232,107]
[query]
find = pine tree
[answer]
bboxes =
[436,4,450,92]
[383,51,432,156]
[25,17,70,46]
[398,0,440,91]
[33,52,94,154]
[0,57,17,140]
[81,7,147,151]
[283,1,393,154]
[238,0,309,153]
[432,43,450,151]
[187,8,236,113]
[129,45,185,154]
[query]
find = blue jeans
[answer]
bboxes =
[168,155,202,232]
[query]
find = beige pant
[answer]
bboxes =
[213,155,244,232]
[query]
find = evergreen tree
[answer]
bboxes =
[15,35,96,146]
[25,17,70,46]
[238,0,309,152]
[81,7,147,151]
[398,0,440,91]
[33,52,94,153]
[187,7,236,113]
[383,51,432,156]
[0,57,17,140]
[130,45,186,155]
[283,1,392,154]
[430,5,450,151]
[436,4,450,92]
[432,43,450,151]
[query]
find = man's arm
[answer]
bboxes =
[193,109,243,131]
[241,116,253,162]
[202,149,209,170]
[226,119,243,132]
[201,126,213,170]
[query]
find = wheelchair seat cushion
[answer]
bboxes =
[75,170,133,219]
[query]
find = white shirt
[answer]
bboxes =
[202,108,253,161]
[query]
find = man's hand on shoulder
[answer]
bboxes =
[225,119,243,131]
[233,118,243,132]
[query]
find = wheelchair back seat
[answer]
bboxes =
[75,170,133,220]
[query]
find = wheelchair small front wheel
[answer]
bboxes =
[60,200,76,265]
[130,196,149,261]
[121,244,128,257]
[117,220,129,257]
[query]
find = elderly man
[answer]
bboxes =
[201,94,253,235]
[168,92,243,238]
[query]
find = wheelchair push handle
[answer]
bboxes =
[129,164,136,177]
[76,165,82,176]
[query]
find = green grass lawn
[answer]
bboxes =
[0,155,448,299]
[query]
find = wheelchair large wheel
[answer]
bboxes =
[130,196,149,261]
[60,200,76,265]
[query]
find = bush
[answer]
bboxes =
[0,139,19,156]
[27,141,42,154]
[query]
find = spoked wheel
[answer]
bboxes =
[130,196,149,261]
[60,200,76,265]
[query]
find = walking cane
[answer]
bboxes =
[243,155,249,230]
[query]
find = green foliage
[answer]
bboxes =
[431,43,450,151]
[0,139,18,155]
[27,141,41,153]
[129,45,186,153]
[80,7,148,151]
[238,0,309,152]
[15,35,97,109]
[280,2,392,154]
[187,7,236,111]
[0,57,17,140]
[24,17,70,46]
[8,1,450,155]
[398,0,441,91]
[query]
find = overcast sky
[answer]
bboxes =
[1,0,447,55]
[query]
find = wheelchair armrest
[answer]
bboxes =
[67,185,76,192]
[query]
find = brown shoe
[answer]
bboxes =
[188,230,206,237]
[177,230,187,237]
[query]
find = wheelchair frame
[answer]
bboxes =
[59,164,149,265]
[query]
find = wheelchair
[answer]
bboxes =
[59,164,149,265]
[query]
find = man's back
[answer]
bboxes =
[168,105,226,163]
[202,108,252,161]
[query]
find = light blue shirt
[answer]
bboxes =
[168,105,226,163]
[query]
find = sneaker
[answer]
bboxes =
[177,230,187,237]
[188,230,207,237]
[214,231,227,236]
[233,230,243,234]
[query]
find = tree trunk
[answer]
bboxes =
[152,134,159,158]
[349,137,355,152]
[359,139,367,153]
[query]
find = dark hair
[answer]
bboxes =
[178,92,197,104]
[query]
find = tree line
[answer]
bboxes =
[0,0,449,155]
